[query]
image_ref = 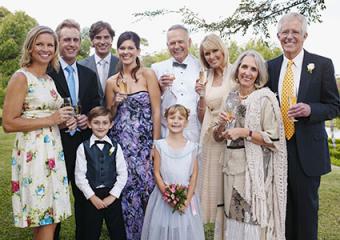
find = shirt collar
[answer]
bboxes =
[283,49,304,68]
[95,53,111,65]
[89,134,112,147]
[59,57,77,72]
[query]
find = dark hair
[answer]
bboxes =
[116,31,141,82]
[89,21,115,40]
[164,104,190,120]
[88,106,113,122]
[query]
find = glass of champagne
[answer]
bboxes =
[198,69,207,97]
[288,95,298,122]
[224,92,241,129]
[163,69,175,92]
[117,77,128,101]
[62,97,75,132]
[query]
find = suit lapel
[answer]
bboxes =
[298,50,312,102]
[272,55,283,94]
[55,66,70,97]
[77,63,86,102]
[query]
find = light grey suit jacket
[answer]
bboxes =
[79,53,119,105]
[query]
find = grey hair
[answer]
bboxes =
[167,24,189,34]
[277,12,308,35]
[230,50,268,89]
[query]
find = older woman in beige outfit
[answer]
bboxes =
[213,50,287,240]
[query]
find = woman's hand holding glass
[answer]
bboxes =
[195,69,207,97]
[224,92,241,129]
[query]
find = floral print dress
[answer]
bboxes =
[11,69,71,228]
[109,91,155,240]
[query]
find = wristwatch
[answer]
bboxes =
[246,130,253,141]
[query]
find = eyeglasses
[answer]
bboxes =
[279,30,302,37]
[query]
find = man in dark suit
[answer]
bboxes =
[267,12,340,240]
[79,21,119,105]
[48,19,100,240]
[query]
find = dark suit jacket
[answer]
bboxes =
[48,63,100,181]
[267,50,340,176]
[79,54,119,105]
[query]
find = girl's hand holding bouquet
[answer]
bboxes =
[162,184,188,215]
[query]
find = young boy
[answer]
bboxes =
[75,106,127,240]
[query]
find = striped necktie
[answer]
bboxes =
[281,60,295,140]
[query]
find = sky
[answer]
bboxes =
[1,0,339,74]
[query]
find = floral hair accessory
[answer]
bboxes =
[307,63,315,74]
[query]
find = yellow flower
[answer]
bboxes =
[109,146,115,156]
[307,63,315,73]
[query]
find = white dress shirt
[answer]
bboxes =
[60,58,79,101]
[95,54,111,93]
[75,134,128,199]
[278,49,304,103]
[151,54,201,142]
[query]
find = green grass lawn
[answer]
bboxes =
[0,128,339,239]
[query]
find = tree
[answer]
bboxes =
[0,7,37,107]
[133,0,326,38]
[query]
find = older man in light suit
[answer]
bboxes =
[79,21,118,105]
[151,24,201,142]
[267,12,340,240]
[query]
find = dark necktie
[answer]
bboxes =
[173,62,187,69]
[95,140,107,145]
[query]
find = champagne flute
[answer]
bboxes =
[198,69,207,97]
[224,92,241,129]
[62,97,75,132]
[118,77,128,95]
[288,95,298,122]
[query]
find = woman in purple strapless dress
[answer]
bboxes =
[105,31,161,240]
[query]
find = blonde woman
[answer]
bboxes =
[195,33,233,227]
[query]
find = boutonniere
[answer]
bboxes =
[109,146,115,156]
[307,63,315,74]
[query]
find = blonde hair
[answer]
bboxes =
[199,33,229,69]
[20,25,59,71]
[164,104,190,120]
[55,19,81,40]
[230,50,268,89]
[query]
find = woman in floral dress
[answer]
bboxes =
[3,26,74,240]
[105,31,161,240]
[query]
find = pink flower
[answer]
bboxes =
[11,181,20,193]
[26,151,33,162]
[50,89,57,99]
[47,159,55,170]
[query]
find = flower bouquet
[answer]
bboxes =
[162,184,188,214]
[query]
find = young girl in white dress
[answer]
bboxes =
[141,104,205,240]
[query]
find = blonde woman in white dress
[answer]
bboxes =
[195,34,233,231]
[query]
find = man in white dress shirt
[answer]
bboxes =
[151,24,201,142]
[79,21,119,106]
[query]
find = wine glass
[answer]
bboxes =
[163,69,175,92]
[288,95,298,122]
[198,69,207,97]
[224,92,241,129]
[62,97,75,133]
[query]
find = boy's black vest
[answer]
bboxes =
[83,139,118,190]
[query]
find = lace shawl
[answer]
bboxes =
[244,87,287,240]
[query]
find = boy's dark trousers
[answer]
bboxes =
[82,187,126,240]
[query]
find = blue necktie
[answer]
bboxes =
[65,65,77,106]
[65,65,76,136]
